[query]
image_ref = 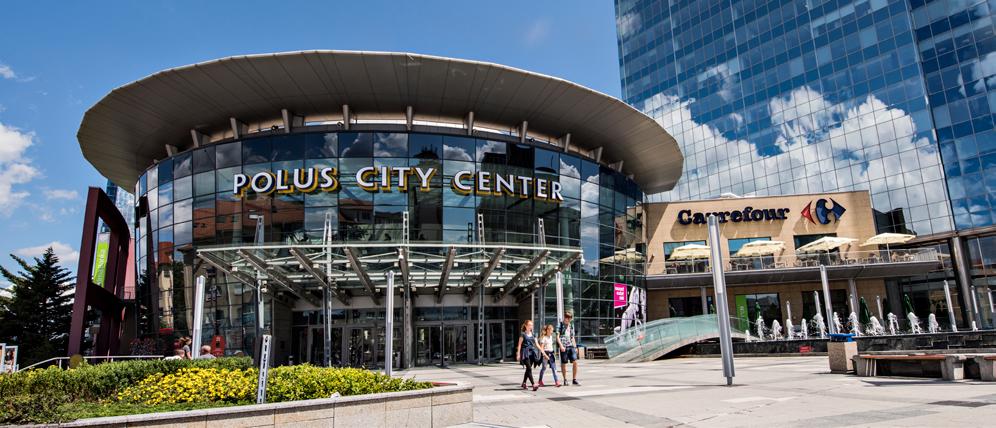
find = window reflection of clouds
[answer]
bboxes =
[642,84,951,234]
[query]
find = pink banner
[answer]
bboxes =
[613,283,627,308]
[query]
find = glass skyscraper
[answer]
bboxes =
[616,0,996,326]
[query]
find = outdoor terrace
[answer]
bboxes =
[645,248,945,289]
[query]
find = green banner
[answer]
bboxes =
[92,238,109,286]
[735,295,749,331]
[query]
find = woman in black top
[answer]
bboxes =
[516,319,541,390]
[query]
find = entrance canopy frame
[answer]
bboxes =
[197,242,581,306]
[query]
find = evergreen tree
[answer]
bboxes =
[0,248,75,365]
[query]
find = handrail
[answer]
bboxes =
[604,314,747,362]
[16,355,163,372]
[649,248,942,275]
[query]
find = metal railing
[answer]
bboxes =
[604,314,746,362]
[649,248,941,275]
[16,355,163,372]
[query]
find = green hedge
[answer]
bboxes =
[0,357,253,402]
[0,358,252,424]
[0,358,432,424]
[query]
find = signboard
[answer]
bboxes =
[92,234,109,286]
[232,166,563,203]
[678,207,790,225]
[735,295,749,331]
[799,345,813,354]
[613,283,627,309]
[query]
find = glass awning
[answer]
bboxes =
[196,241,581,305]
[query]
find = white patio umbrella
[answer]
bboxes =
[668,243,711,260]
[734,240,785,257]
[860,233,915,251]
[600,248,645,263]
[796,236,857,253]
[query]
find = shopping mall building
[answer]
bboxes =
[615,0,996,330]
[72,51,681,366]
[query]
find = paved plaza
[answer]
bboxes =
[401,356,996,427]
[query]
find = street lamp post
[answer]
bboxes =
[707,215,735,386]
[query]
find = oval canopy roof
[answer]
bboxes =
[78,50,682,193]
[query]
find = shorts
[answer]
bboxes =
[560,346,578,363]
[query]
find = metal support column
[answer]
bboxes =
[700,286,708,314]
[385,271,395,376]
[847,278,858,315]
[555,272,565,323]
[943,280,958,332]
[950,236,979,326]
[192,276,206,356]
[478,280,485,365]
[707,215,735,385]
[323,288,333,366]
[820,265,835,334]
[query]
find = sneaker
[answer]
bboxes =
[572,379,580,386]
[521,383,527,390]
[538,381,545,387]
[532,385,539,391]
[555,382,561,387]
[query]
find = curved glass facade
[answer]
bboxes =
[131,130,644,361]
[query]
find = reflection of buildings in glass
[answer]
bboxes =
[616,0,996,330]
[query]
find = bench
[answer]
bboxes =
[853,354,961,380]
[975,356,996,381]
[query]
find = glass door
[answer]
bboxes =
[488,322,503,361]
[347,327,380,368]
[415,326,441,366]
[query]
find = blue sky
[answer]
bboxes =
[0,1,622,278]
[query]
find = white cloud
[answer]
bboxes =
[523,20,550,46]
[14,241,79,266]
[44,189,79,200]
[0,122,40,215]
[0,64,15,80]
[616,12,641,39]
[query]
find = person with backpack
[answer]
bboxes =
[557,311,580,386]
[515,319,541,391]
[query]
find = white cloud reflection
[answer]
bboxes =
[642,85,952,234]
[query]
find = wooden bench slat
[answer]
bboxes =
[860,355,946,361]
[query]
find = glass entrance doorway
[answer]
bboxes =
[291,326,342,366]
[415,324,470,366]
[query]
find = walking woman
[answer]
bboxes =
[537,324,560,387]
[515,319,541,391]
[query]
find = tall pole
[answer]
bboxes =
[707,215,735,386]
[943,280,958,332]
[555,272,565,323]
[385,270,395,376]
[192,275,206,356]
[323,211,334,367]
[820,265,835,334]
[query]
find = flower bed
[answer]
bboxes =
[0,358,431,424]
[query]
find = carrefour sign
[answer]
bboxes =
[233,166,564,203]
[677,207,791,225]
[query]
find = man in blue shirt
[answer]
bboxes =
[557,311,580,385]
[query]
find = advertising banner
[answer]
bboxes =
[735,295,749,331]
[613,283,627,308]
[92,234,109,286]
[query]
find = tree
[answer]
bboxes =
[0,248,75,366]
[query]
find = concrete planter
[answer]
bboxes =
[52,383,472,428]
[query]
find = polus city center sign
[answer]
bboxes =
[232,166,564,202]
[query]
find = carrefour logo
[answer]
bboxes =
[802,198,846,224]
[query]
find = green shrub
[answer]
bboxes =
[0,359,431,424]
[265,365,431,402]
[0,357,253,402]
